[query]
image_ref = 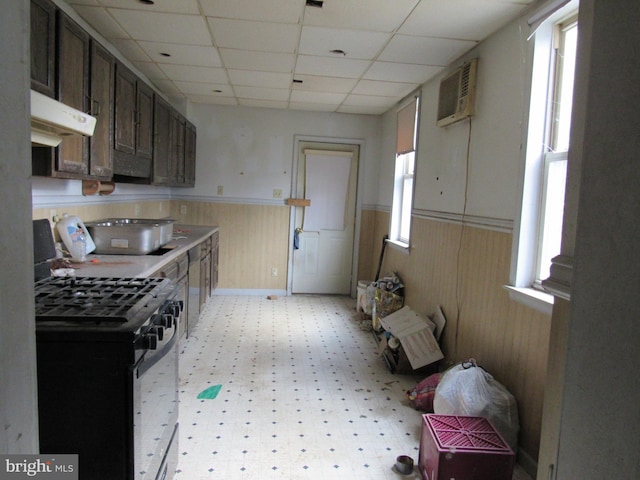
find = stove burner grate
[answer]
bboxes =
[34,276,170,323]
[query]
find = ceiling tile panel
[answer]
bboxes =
[291,75,358,93]
[228,70,292,89]
[364,61,444,84]
[302,0,420,32]
[234,86,291,102]
[295,55,370,79]
[108,10,212,45]
[200,0,305,23]
[137,42,222,67]
[401,0,530,40]
[299,26,391,60]
[378,35,477,66]
[220,49,295,73]
[71,0,200,14]
[174,81,234,97]
[73,6,129,39]
[108,39,153,62]
[187,95,238,106]
[239,98,290,109]
[352,79,417,98]
[290,90,347,105]
[158,65,229,84]
[132,62,167,81]
[208,18,300,53]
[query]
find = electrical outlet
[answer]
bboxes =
[273,188,283,199]
[50,209,58,223]
[217,185,224,195]
[271,267,278,277]
[134,204,141,216]
[180,204,187,215]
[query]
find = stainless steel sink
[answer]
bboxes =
[85,218,175,255]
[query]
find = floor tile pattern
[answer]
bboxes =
[175,295,532,480]
[175,295,425,479]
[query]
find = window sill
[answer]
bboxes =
[503,285,554,316]
[386,238,410,254]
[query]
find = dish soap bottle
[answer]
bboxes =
[56,214,96,262]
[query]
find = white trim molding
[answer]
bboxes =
[413,208,514,233]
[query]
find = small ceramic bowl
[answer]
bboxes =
[394,455,414,475]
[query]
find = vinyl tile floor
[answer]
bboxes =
[175,295,532,480]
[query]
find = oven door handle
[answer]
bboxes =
[135,324,178,377]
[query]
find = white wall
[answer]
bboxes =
[378,17,530,224]
[183,104,382,206]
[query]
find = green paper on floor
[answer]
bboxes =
[197,384,222,400]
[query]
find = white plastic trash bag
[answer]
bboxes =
[433,359,519,451]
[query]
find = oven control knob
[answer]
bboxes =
[151,313,172,329]
[152,325,165,341]
[170,302,182,317]
[143,332,158,350]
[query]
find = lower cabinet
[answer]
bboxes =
[151,253,189,340]
[150,232,218,340]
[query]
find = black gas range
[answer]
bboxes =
[35,275,182,480]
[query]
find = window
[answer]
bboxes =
[536,17,577,284]
[509,2,578,311]
[390,96,419,246]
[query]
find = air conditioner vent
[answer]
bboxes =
[436,58,478,127]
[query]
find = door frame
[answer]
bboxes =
[287,135,366,297]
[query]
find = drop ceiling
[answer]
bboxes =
[64,0,535,115]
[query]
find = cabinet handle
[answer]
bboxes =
[88,97,101,117]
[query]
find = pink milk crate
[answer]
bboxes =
[419,414,515,480]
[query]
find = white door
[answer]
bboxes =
[291,143,359,294]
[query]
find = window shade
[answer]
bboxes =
[396,99,417,155]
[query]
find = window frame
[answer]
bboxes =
[507,3,579,313]
[390,95,420,248]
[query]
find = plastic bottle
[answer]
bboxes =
[56,214,96,262]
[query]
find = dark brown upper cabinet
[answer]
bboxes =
[152,95,172,185]
[183,121,196,187]
[31,0,56,97]
[169,111,186,186]
[55,11,90,177]
[88,40,114,180]
[113,62,154,180]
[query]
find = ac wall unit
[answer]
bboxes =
[436,58,478,127]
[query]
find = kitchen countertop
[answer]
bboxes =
[72,225,218,278]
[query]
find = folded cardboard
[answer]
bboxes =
[379,306,444,370]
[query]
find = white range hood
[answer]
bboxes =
[31,90,97,147]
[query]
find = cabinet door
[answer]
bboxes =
[114,63,136,155]
[199,252,211,310]
[152,96,171,185]
[56,12,89,176]
[30,0,56,97]
[88,41,114,179]
[211,231,219,291]
[136,82,154,159]
[184,121,196,187]
[169,112,185,185]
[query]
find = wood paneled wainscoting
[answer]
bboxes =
[33,200,290,293]
[170,200,290,292]
[360,208,551,469]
